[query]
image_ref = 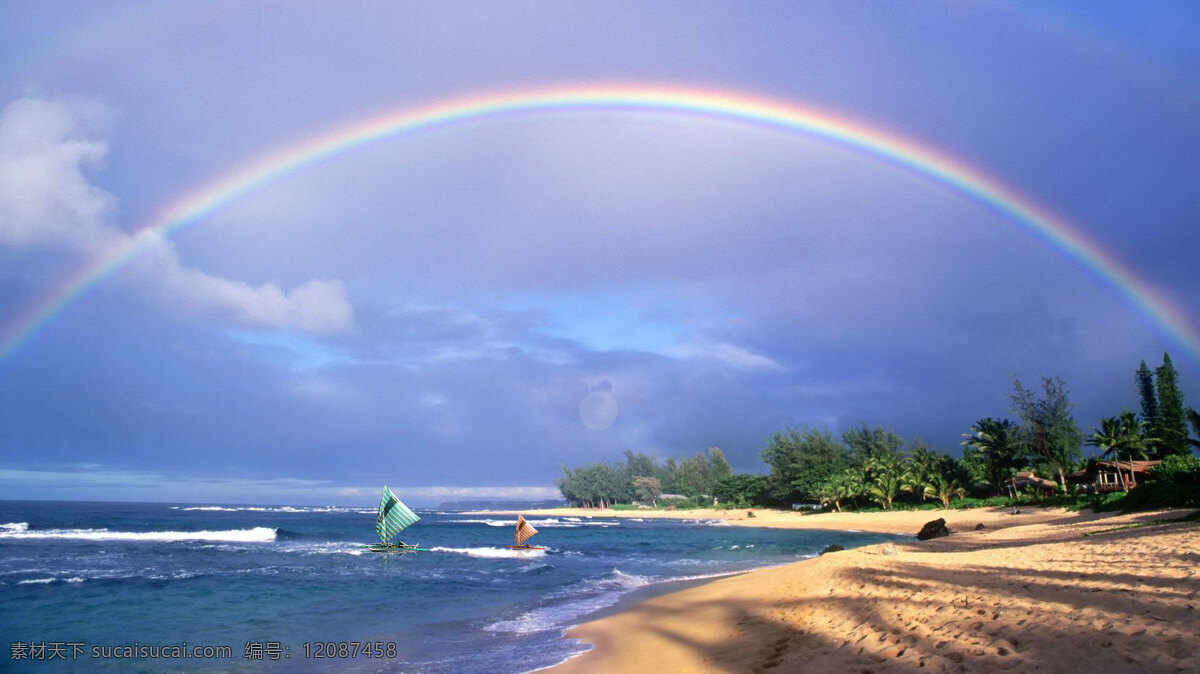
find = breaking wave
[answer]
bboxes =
[16,576,85,585]
[441,518,615,528]
[429,546,547,559]
[485,568,742,635]
[0,524,277,543]
[172,506,374,514]
[279,542,365,556]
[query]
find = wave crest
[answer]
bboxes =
[0,526,277,543]
[429,546,546,559]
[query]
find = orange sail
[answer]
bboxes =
[514,514,539,546]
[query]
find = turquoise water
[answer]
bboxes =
[0,501,898,672]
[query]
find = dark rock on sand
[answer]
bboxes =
[975,523,986,530]
[820,544,845,555]
[917,518,952,541]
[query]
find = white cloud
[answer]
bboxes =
[129,233,353,333]
[0,97,117,249]
[0,97,353,334]
[669,338,783,372]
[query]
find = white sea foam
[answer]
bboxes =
[1,522,29,533]
[484,569,649,634]
[442,518,603,528]
[15,576,85,585]
[174,501,369,510]
[0,526,277,543]
[429,546,547,559]
[280,542,365,556]
[485,568,743,635]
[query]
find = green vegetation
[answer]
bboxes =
[760,427,848,505]
[556,448,732,508]
[1155,353,1190,457]
[1136,360,1159,452]
[1008,376,1082,491]
[961,417,1023,493]
[1116,454,1200,510]
[557,353,1199,514]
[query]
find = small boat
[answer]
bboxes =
[363,486,428,553]
[505,514,543,551]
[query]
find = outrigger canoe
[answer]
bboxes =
[505,514,544,551]
[361,486,428,553]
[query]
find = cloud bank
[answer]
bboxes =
[0,97,353,334]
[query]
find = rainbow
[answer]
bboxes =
[2,84,1197,363]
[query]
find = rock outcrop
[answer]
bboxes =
[917,517,952,541]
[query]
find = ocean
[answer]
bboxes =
[0,501,899,672]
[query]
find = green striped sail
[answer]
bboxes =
[376,486,420,544]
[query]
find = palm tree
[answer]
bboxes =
[867,455,904,509]
[904,444,938,502]
[816,477,841,512]
[961,418,1024,495]
[1187,409,1200,451]
[820,469,867,512]
[924,473,966,510]
[1087,412,1153,491]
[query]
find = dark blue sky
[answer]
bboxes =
[1,2,1197,505]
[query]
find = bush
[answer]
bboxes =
[1116,455,1200,510]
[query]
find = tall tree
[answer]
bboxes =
[707,447,734,485]
[632,476,661,507]
[1136,361,1158,455]
[1009,377,1082,492]
[961,418,1025,493]
[1155,353,1189,458]
[677,452,713,497]
[623,450,660,482]
[713,474,768,508]
[842,424,905,467]
[1188,409,1200,451]
[760,427,850,504]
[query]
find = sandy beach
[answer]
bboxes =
[469,505,1089,535]
[527,506,1200,673]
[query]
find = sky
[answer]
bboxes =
[0,1,1197,506]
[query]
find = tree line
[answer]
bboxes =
[556,448,734,508]
[557,353,1200,510]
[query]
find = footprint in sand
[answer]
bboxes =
[758,634,793,670]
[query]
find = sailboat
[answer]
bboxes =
[505,514,543,551]
[364,486,428,553]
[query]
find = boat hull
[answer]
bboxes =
[363,543,427,553]
[504,544,544,551]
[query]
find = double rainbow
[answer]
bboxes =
[2,84,1196,363]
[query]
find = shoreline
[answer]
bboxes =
[463,504,1091,536]
[543,507,1198,672]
